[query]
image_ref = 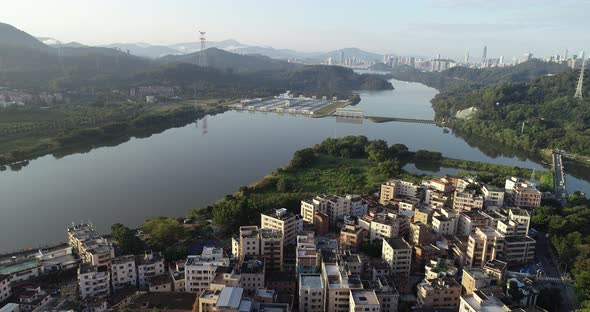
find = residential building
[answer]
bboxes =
[425,258,458,280]
[496,219,527,237]
[382,238,412,276]
[137,251,165,289]
[67,224,114,267]
[196,287,245,312]
[261,208,302,245]
[11,286,51,312]
[371,277,399,312]
[504,236,536,265]
[461,268,495,295]
[299,274,324,312]
[457,211,490,236]
[339,225,367,253]
[431,213,457,236]
[466,227,505,268]
[238,258,265,295]
[232,226,284,271]
[459,290,511,312]
[483,259,508,281]
[185,247,230,293]
[508,208,531,234]
[78,264,110,299]
[409,222,434,246]
[505,177,541,208]
[350,289,380,312]
[417,278,461,309]
[296,233,320,275]
[301,197,326,224]
[0,275,11,303]
[368,214,409,242]
[321,262,363,312]
[349,195,368,217]
[147,274,172,292]
[453,190,484,211]
[380,180,423,204]
[314,212,330,236]
[482,184,505,208]
[210,266,240,290]
[110,255,137,290]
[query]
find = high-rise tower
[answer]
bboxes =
[198,30,207,67]
[574,53,586,100]
[482,46,487,61]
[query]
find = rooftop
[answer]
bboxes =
[386,238,411,250]
[112,255,135,265]
[147,274,172,286]
[505,235,535,243]
[300,274,323,289]
[126,292,196,310]
[484,259,508,272]
[351,289,380,305]
[262,208,296,221]
[217,287,244,308]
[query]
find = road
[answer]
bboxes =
[536,231,579,312]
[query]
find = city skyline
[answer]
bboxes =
[1,0,589,60]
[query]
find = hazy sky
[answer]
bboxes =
[2,0,589,60]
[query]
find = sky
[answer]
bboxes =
[1,0,589,60]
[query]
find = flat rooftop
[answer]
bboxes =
[300,274,323,289]
[386,238,411,250]
[127,292,197,310]
[351,289,380,305]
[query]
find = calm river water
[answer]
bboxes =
[1,80,588,252]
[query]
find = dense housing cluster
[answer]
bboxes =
[0,175,548,312]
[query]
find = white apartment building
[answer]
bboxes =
[299,274,324,312]
[350,289,381,312]
[453,190,484,211]
[185,247,229,293]
[380,180,422,204]
[457,211,490,236]
[381,238,412,277]
[232,226,284,271]
[78,264,110,299]
[482,184,505,208]
[110,255,137,290]
[368,214,409,242]
[349,195,368,217]
[431,213,457,236]
[508,208,531,234]
[137,251,165,289]
[322,262,363,312]
[261,208,302,245]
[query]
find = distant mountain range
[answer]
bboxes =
[0,22,393,95]
[35,35,385,62]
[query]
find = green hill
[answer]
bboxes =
[433,69,590,157]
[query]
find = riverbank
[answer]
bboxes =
[0,100,228,168]
[189,135,549,232]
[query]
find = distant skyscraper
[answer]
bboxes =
[340,51,344,65]
[464,51,470,64]
[482,46,487,61]
[565,49,569,61]
[524,53,533,61]
[499,56,504,65]
[436,53,441,60]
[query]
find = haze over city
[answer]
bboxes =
[2,0,589,59]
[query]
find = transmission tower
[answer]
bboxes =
[574,55,585,100]
[198,30,208,67]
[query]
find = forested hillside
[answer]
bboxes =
[433,69,590,156]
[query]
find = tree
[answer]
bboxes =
[142,217,186,250]
[290,148,316,169]
[163,245,188,262]
[375,159,401,177]
[365,140,389,162]
[537,288,562,312]
[276,178,292,193]
[111,223,144,254]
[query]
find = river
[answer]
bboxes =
[1,79,588,252]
